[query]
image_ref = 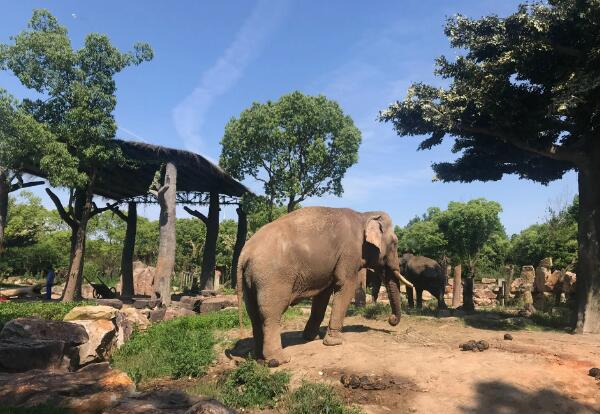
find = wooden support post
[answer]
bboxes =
[200,192,219,291]
[230,206,247,289]
[155,163,177,306]
[0,170,8,256]
[504,265,514,306]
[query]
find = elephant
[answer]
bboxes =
[401,253,448,309]
[236,206,413,366]
[369,253,448,309]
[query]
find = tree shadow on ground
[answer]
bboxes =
[461,380,598,414]
[460,310,572,332]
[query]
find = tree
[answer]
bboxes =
[220,91,361,213]
[0,10,153,301]
[395,216,448,260]
[0,89,67,254]
[436,199,503,311]
[379,1,600,332]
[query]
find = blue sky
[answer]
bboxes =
[1,1,578,235]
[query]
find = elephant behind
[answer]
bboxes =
[236,206,413,366]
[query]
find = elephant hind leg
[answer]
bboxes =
[303,287,333,341]
[258,292,290,366]
[244,284,264,359]
[416,288,423,309]
[407,287,415,308]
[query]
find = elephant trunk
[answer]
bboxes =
[385,271,402,326]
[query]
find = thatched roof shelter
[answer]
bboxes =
[22,139,249,200]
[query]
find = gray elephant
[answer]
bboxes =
[368,253,447,309]
[236,207,413,366]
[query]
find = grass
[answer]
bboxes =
[284,382,363,414]
[112,306,304,384]
[220,360,290,409]
[0,301,91,330]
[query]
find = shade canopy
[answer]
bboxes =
[22,139,249,200]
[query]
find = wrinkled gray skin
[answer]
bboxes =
[237,207,410,366]
[400,253,448,309]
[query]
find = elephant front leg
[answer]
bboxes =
[303,287,332,341]
[416,288,424,309]
[324,279,356,346]
[407,287,415,308]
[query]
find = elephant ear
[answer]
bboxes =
[365,216,383,251]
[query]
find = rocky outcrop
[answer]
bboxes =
[0,317,88,346]
[105,390,237,414]
[70,319,118,366]
[64,305,119,321]
[0,362,135,413]
[133,261,156,297]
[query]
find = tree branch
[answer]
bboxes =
[46,188,77,228]
[113,209,128,221]
[9,180,45,193]
[184,206,208,224]
[91,201,121,218]
[456,124,582,164]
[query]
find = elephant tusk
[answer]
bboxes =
[394,270,414,288]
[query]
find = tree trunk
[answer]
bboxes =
[230,207,247,289]
[452,264,462,308]
[200,192,220,291]
[504,265,514,306]
[462,262,474,312]
[287,197,296,213]
[155,163,177,306]
[0,170,8,256]
[575,157,600,333]
[120,202,137,300]
[62,186,93,302]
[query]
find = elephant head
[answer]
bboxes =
[363,213,413,326]
[399,253,415,275]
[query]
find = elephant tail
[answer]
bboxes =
[236,252,246,337]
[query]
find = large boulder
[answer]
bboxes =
[0,317,88,348]
[0,339,66,372]
[0,362,135,413]
[520,266,536,284]
[164,306,196,321]
[198,295,237,314]
[115,307,150,348]
[546,270,562,292]
[105,390,237,414]
[64,305,119,321]
[133,261,156,296]
[70,319,117,366]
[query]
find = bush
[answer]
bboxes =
[220,360,290,409]
[285,382,362,414]
[0,301,89,330]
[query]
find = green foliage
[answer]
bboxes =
[0,9,153,189]
[220,91,361,211]
[437,199,503,271]
[0,301,89,330]
[510,196,578,269]
[5,192,50,248]
[379,1,597,184]
[285,382,362,414]
[395,218,447,260]
[347,303,391,320]
[244,194,290,235]
[220,360,290,409]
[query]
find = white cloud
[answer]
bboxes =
[172,0,290,152]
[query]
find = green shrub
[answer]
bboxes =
[347,303,390,320]
[221,360,290,409]
[0,301,90,330]
[285,382,362,414]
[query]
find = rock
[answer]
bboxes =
[200,290,218,297]
[64,305,118,321]
[198,295,238,314]
[133,261,156,297]
[0,286,41,298]
[589,368,600,379]
[535,266,550,293]
[510,277,526,293]
[0,362,134,412]
[94,299,124,309]
[474,288,497,299]
[81,284,95,299]
[0,339,66,372]
[115,308,150,348]
[547,270,562,292]
[538,257,553,268]
[132,298,161,309]
[518,308,533,318]
[520,266,535,284]
[504,333,513,340]
[104,390,237,414]
[71,319,117,365]
[180,295,204,311]
[164,307,197,321]
[481,278,497,284]
[149,307,167,322]
[0,318,88,348]
[459,340,489,352]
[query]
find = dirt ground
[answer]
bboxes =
[218,309,600,414]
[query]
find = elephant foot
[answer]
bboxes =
[302,326,321,341]
[323,329,343,346]
[263,349,290,367]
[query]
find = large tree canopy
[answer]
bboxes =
[220,91,361,213]
[380,0,600,332]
